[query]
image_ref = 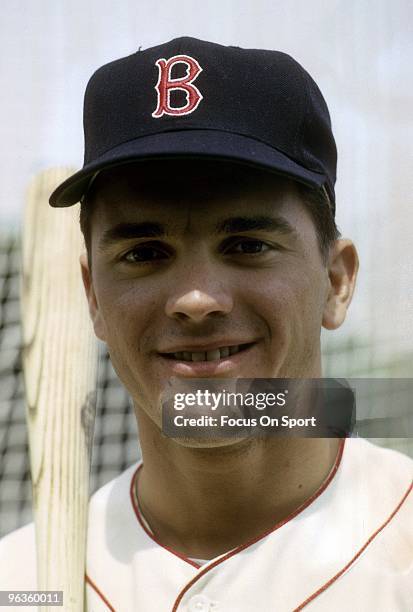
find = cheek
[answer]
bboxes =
[94,280,166,415]
[249,265,327,352]
[293,273,327,342]
[94,278,161,368]
[253,263,325,317]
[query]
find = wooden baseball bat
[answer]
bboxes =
[21,168,98,611]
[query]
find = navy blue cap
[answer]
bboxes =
[49,37,337,212]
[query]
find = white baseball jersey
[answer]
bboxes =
[1,438,412,611]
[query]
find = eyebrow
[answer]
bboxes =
[215,215,297,236]
[98,215,297,252]
[98,222,167,252]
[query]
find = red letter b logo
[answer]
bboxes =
[152,54,203,118]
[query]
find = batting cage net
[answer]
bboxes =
[0,232,412,538]
[0,233,139,538]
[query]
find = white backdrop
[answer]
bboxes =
[1,0,412,365]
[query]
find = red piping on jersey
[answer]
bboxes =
[130,466,202,568]
[86,573,117,612]
[129,440,345,611]
[292,477,413,611]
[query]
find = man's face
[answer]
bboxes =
[81,162,351,428]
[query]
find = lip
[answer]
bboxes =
[158,340,255,353]
[156,341,257,377]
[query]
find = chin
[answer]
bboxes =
[169,434,253,450]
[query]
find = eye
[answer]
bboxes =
[122,242,172,263]
[224,238,272,255]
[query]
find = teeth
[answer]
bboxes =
[172,345,243,361]
[206,349,221,361]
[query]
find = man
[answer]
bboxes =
[1,37,412,611]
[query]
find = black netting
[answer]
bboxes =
[0,234,140,538]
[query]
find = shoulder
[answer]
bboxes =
[0,523,37,590]
[0,463,139,593]
[86,463,140,557]
[88,462,139,517]
[341,438,412,533]
[344,437,413,482]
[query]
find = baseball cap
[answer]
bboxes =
[49,37,337,212]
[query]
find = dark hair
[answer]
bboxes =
[79,194,94,270]
[79,178,340,268]
[296,184,341,262]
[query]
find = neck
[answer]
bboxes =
[135,407,341,560]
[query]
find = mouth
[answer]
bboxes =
[157,342,257,377]
[160,342,255,363]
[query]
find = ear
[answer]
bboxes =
[79,252,107,342]
[322,239,359,330]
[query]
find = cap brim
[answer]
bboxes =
[49,129,327,207]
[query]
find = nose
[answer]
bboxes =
[165,289,232,323]
[165,286,233,323]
